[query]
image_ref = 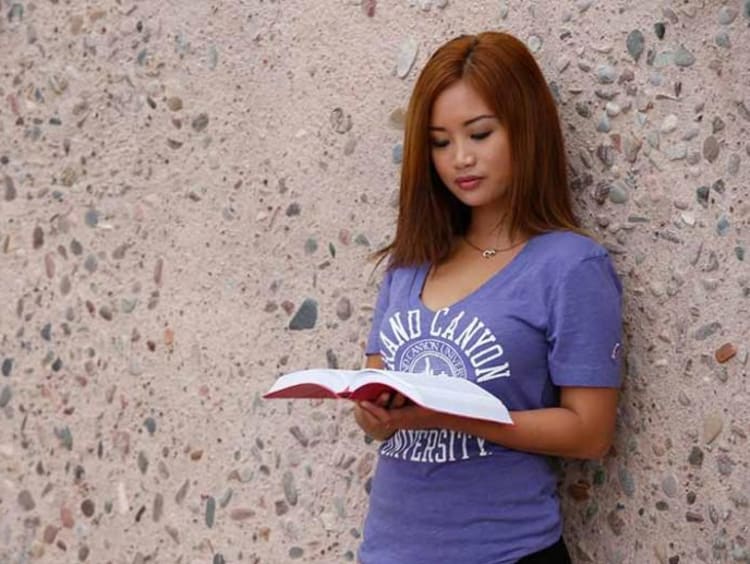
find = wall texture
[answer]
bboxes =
[1,1,749,563]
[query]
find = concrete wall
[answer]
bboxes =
[1,1,749,562]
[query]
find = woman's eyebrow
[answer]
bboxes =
[428,114,497,131]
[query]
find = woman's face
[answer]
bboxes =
[428,80,512,213]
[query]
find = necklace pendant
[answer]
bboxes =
[482,248,497,259]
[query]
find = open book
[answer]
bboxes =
[263,368,513,425]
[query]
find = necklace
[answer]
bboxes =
[463,236,526,259]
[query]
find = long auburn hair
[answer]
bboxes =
[372,31,585,270]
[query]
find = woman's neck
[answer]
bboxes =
[465,206,520,247]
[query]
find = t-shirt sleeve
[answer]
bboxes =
[365,267,394,355]
[547,253,623,387]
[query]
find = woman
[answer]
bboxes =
[353,32,623,563]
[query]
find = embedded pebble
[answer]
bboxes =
[289,299,318,330]
[688,446,704,467]
[596,113,610,133]
[392,143,403,164]
[703,136,720,163]
[674,45,696,67]
[205,496,216,528]
[336,297,352,320]
[715,31,731,49]
[0,386,11,408]
[166,97,183,111]
[727,153,740,175]
[654,22,666,39]
[703,414,723,444]
[527,35,542,53]
[716,216,730,236]
[718,6,738,25]
[191,113,209,132]
[693,322,721,340]
[626,30,645,61]
[81,499,95,517]
[18,489,35,511]
[715,343,737,363]
[608,182,628,204]
[396,38,418,78]
[595,65,617,84]
[660,114,678,134]
[665,143,687,161]
[662,475,678,498]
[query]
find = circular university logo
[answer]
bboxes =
[399,338,468,379]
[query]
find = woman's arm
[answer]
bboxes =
[358,386,618,459]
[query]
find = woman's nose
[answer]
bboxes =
[454,144,476,168]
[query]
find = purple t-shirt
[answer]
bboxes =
[358,230,623,564]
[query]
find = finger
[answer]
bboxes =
[374,392,392,407]
[390,393,408,409]
[354,404,383,434]
[359,401,391,423]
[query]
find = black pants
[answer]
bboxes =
[516,537,571,563]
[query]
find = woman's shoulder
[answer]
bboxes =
[527,230,615,284]
[531,229,610,263]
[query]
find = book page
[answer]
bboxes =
[351,370,513,425]
[263,369,358,398]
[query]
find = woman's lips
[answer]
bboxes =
[456,177,483,190]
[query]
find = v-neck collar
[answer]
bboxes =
[412,234,540,314]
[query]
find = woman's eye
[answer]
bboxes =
[430,132,491,149]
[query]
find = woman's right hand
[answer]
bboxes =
[353,392,408,441]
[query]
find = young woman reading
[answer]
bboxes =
[353,31,623,564]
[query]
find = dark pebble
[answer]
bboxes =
[289,425,309,447]
[144,417,156,434]
[0,386,12,408]
[286,202,301,216]
[3,174,16,201]
[2,358,13,377]
[33,226,44,249]
[275,500,289,515]
[696,185,709,207]
[654,22,666,39]
[575,102,591,118]
[205,496,216,528]
[289,299,318,330]
[81,499,95,517]
[84,209,98,227]
[71,239,83,255]
[688,446,704,466]
[326,349,338,369]
[192,113,209,132]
